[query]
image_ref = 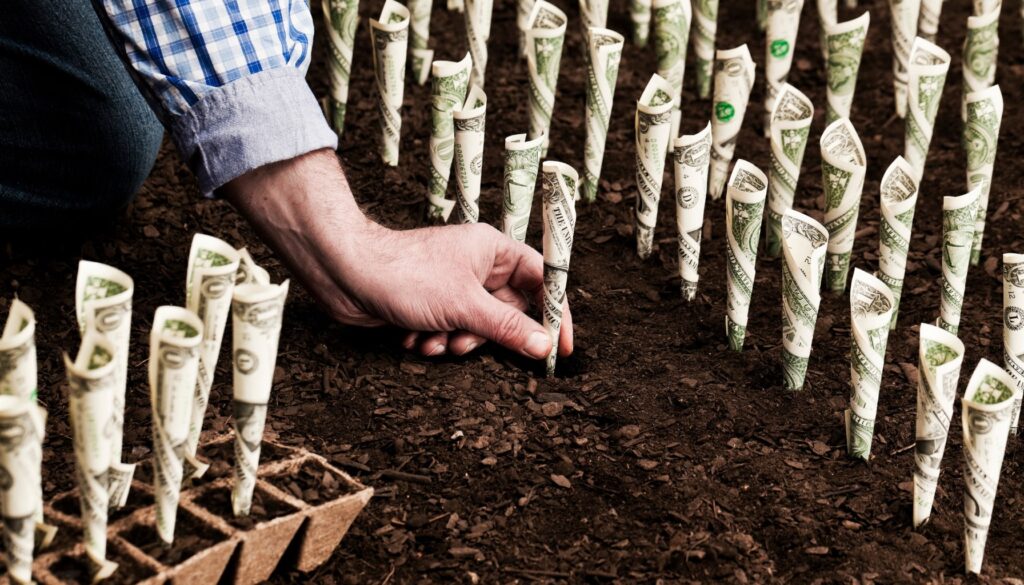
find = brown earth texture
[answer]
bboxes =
[5,0,1024,582]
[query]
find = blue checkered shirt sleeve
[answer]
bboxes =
[98,0,338,195]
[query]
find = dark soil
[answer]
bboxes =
[5,0,1024,581]
[51,486,154,524]
[265,458,356,505]
[48,547,156,585]
[193,484,299,531]
[121,510,226,566]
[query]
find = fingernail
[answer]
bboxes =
[463,342,478,354]
[428,344,445,356]
[523,331,551,359]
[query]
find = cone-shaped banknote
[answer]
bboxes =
[846,269,895,460]
[1003,254,1024,434]
[653,0,691,148]
[427,54,472,221]
[904,37,950,182]
[725,160,768,351]
[236,248,270,286]
[962,358,1015,575]
[231,281,289,517]
[502,133,544,242]
[876,156,920,329]
[0,300,58,549]
[964,86,1003,265]
[766,84,813,259]
[912,323,964,528]
[582,27,624,203]
[580,0,609,30]
[764,0,804,136]
[453,85,487,224]
[322,0,360,135]
[64,330,120,580]
[963,8,999,100]
[691,0,719,99]
[408,0,433,86]
[709,45,755,200]
[76,261,136,508]
[816,0,837,59]
[370,0,410,166]
[185,235,240,475]
[0,396,47,584]
[630,0,652,46]
[541,162,578,377]
[937,189,980,335]
[824,12,869,124]
[822,118,867,293]
[464,0,491,88]
[918,0,942,42]
[781,210,829,390]
[674,124,712,301]
[889,0,922,118]
[149,306,204,545]
[635,74,675,260]
[526,1,567,157]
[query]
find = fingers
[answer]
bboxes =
[558,299,574,358]
[448,332,486,355]
[485,232,545,298]
[418,332,448,356]
[456,286,552,359]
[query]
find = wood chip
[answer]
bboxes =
[805,546,829,555]
[550,474,572,489]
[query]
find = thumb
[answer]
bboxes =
[458,287,552,359]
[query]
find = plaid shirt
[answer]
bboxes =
[98,0,336,195]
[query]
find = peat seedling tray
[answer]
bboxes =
[23,435,373,584]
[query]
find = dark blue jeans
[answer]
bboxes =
[0,0,164,229]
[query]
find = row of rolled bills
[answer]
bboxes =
[0,234,287,582]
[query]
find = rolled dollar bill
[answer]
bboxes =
[76,261,136,508]
[236,248,270,286]
[691,0,719,99]
[630,0,652,46]
[937,188,980,335]
[821,118,867,293]
[464,0,490,88]
[322,0,360,135]
[149,306,204,546]
[541,162,579,377]
[516,0,534,54]
[918,0,942,41]
[962,358,1015,575]
[889,0,922,118]
[502,133,544,242]
[766,84,813,259]
[580,0,609,29]
[635,74,675,260]
[370,0,410,166]
[64,330,119,580]
[0,300,58,549]
[653,0,691,148]
[674,123,712,300]
[816,0,837,58]
[964,8,999,101]
[0,396,47,584]
[846,269,896,460]
[525,1,567,157]
[408,0,433,86]
[184,235,240,471]
[824,12,870,124]
[1003,254,1024,434]
[876,156,920,329]
[427,54,472,221]
[709,45,755,200]
[453,85,487,224]
[725,160,768,351]
[231,281,289,517]
[781,210,829,390]
[764,0,804,135]
[964,85,1003,266]
[582,27,624,203]
[912,323,964,528]
[904,37,950,182]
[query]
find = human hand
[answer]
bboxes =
[224,149,572,360]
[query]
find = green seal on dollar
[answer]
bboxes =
[770,39,789,58]
[715,101,734,122]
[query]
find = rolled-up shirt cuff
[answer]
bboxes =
[171,68,338,197]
